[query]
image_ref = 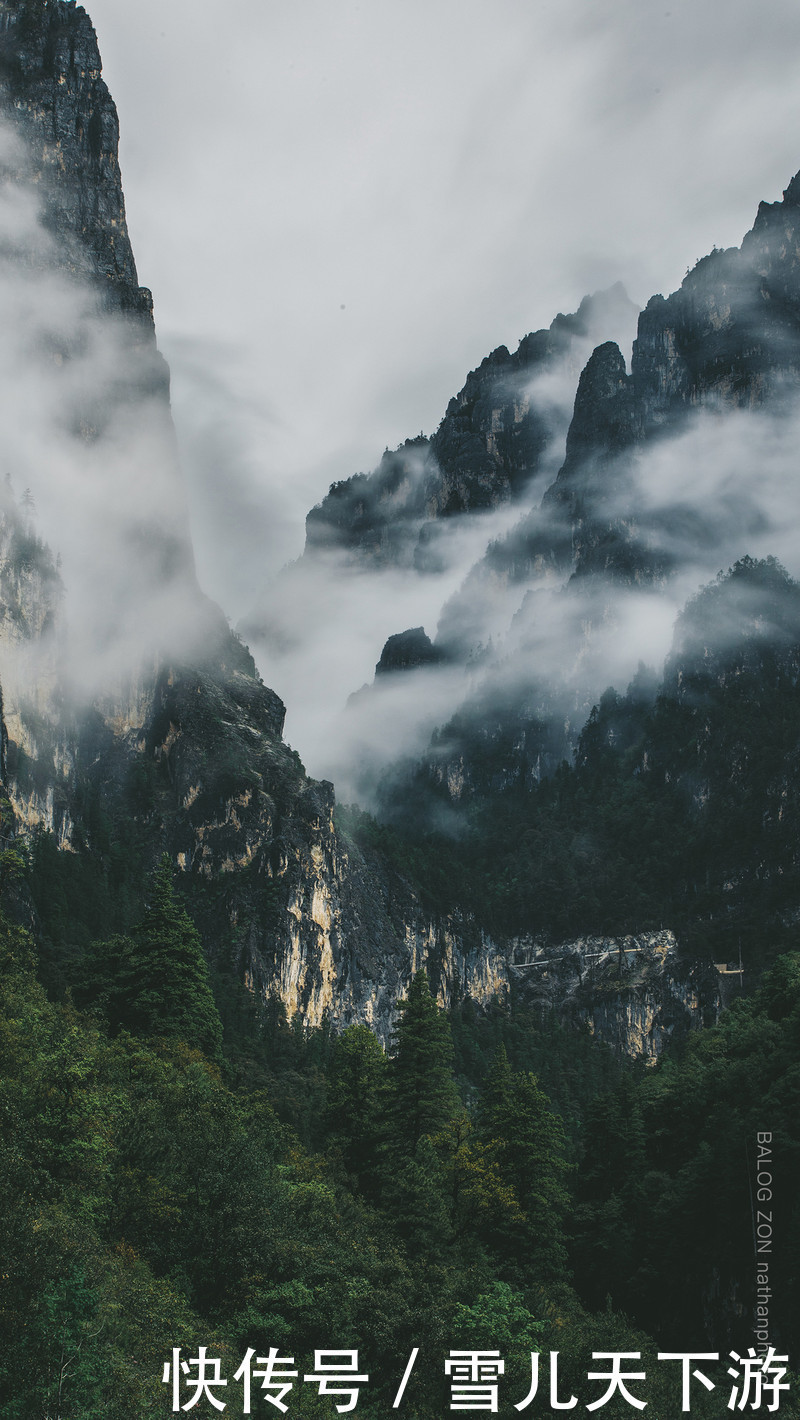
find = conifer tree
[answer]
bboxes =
[128,855,223,1060]
[476,1047,570,1282]
[475,1042,513,1132]
[387,969,460,1157]
[79,856,223,1061]
[326,1023,388,1196]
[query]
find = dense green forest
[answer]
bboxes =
[4,561,800,1414]
[2,845,798,1416]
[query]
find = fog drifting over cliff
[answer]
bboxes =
[0,118,212,697]
[7,0,800,808]
[87,0,800,618]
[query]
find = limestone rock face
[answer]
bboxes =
[510,932,721,1063]
[0,0,152,319]
[0,0,513,1038]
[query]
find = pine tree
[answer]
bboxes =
[78,857,223,1061]
[129,856,223,1060]
[387,969,460,1157]
[475,1042,513,1133]
[326,1023,388,1196]
[476,1047,571,1282]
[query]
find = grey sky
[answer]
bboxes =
[84,0,800,625]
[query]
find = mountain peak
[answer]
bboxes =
[0,0,152,319]
[782,169,800,206]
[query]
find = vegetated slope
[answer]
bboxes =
[4,892,798,1412]
[355,166,800,816]
[370,557,800,978]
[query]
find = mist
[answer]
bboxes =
[256,377,800,808]
[82,0,800,644]
[5,2,800,818]
[239,286,641,791]
[0,120,212,715]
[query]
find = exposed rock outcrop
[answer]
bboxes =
[0,0,514,1040]
[0,0,153,320]
[375,627,445,677]
[299,284,639,573]
[510,932,721,1063]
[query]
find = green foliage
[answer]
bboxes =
[451,1282,546,1413]
[75,856,223,1061]
[476,1048,571,1283]
[326,1023,388,1196]
[571,953,800,1354]
[131,855,223,1059]
[3,881,799,1412]
[387,969,461,1157]
[0,917,215,1416]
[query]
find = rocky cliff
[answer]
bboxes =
[0,0,745,1066]
[0,0,518,1043]
[301,284,638,573]
[510,931,721,1063]
[510,169,800,589]
[0,0,152,319]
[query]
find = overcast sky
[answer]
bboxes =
[85,0,800,624]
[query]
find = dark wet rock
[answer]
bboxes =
[375,627,446,677]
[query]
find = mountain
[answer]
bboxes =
[300,284,638,571]
[243,167,800,851]
[2,0,797,1042]
[240,286,638,702]
[444,172,800,627]
[341,170,800,856]
[0,0,509,1041]
[3,7,800,1407]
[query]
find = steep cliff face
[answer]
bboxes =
[0,481,70,839]
[300,285,638,573]
[67,645,511,1042]
[635,177,800,427]
[425,288,636,521]
[0,0,152,320]
[0,0,515,1040]
[510,932,720,1063]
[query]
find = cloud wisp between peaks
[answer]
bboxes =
[265,380,800,809]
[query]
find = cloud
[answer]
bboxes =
[83,0,800,637]
[8,0,798,805]
[260,378,800,808]
[0,121,213,706]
